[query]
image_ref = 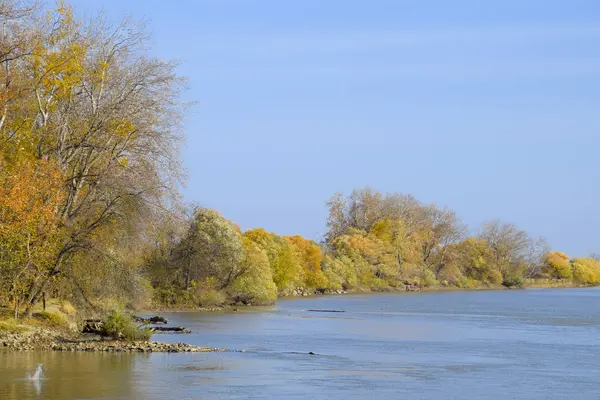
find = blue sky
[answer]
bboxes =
[70,0,600,256]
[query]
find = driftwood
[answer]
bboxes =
[149,326,191,334]
[82,315,188,335]
[307,309,345,313]
[134,315,168,325]
[403,281,421,292]
[82,320,104,335]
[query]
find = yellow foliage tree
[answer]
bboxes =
[570,258,600,284]
[243,229,300,292]
[285,235,328,289]
[228,238,277,305]
[543,252,572,280]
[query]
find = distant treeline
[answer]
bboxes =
[1,1,598,317]
[145,189,600,308]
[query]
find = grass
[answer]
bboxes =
[0,318,27,333]
[34,311,67,327]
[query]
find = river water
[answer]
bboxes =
[2,288,600,399]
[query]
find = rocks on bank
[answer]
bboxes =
[51,341,224,353]
[0,329,223,353]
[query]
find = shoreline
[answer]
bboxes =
[3,283,594,353]
[145,280,594,313]
[0,328,226,353]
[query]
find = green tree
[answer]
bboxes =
[228,238,277,305]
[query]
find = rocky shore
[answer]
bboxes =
[0,328,224,353]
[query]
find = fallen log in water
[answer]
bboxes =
[82,317,189,335]
[307,309,345,313]
[149,326,191,334]
[134,315,168,325]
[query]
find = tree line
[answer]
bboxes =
[1,1,598,317]
[144,188,600,308]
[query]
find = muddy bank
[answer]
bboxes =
[0,329,224,353]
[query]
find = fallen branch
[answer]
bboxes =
[133,315,168,325]
[307,309,345,313]
[82,319,103,335]
[149,326,191,334]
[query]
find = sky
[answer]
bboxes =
[69,0,600,256]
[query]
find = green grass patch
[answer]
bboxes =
[0,318,27,333]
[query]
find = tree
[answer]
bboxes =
[244,228,300,292]
[176,208,245,291]
[543,252,572,280]
[478,221,531,280]
[446,238,502,285]
[0,3,186,315]
[285,235,328,289]
[0,157,65,317]
[522,237,550,279]
[228,238,277,305]
[571,258,600,284]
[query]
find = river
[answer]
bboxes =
[2,288,600,399]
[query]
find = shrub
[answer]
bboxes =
[195,288,227,307]
[486,270,503,285]
[0,318,26,332]
[102,311,152,341]
[502,276,524,288]
[420,270,438,287]
[571,261,596,284]
[60,301,77,316]
[457,277,479,289]
[37,311,67,327]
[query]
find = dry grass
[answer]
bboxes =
[0,318,27,333]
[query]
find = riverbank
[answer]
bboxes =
[3,281,591,352]
[145,279,591,313]
[0,327,224,353]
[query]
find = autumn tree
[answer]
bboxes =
[175,208,245,291]
[0,157,65,316]
[477,221,545,284]
[570,258,600,284]
[227,238,277,305]
[543,252,572,280]
[285,235,328,289]
[243,228,300,292]
[0,1,186,315]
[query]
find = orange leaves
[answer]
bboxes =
[285,235,322,272]
[0,157,64,236]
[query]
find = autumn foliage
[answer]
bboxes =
[0,1,597,316]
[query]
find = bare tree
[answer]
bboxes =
[478,220,532,278]
[523,237,550,278]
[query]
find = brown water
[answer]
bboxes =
[2,288,600,399]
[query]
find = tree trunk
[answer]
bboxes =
[23,248,68,317]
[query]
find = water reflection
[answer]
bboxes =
[0,351,138,399]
